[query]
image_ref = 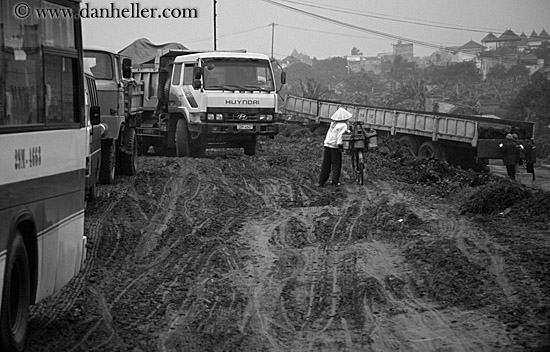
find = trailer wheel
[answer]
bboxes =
[418,141,446,160]
[175,119,190,157]
[99,139,116,184]
[119,128,138,176]
[0,231,30,352]
[243,136,257,156]
[398,136,419,156]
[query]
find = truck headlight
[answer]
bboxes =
[260,114,273,121]
[206,113,223,121]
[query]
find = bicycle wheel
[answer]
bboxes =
[350,149,357,178]
[357,151,365,185]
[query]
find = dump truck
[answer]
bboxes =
[131,49,284,156]
[83,69,103,202]
[284,95,535,171]
[83,49,143,183]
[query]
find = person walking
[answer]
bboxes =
[499,133,519,180]
[318,107,352,187]
[524,138,536,181]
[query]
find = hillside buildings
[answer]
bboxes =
[341,28,550,79]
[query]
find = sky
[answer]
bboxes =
[81,0,550,60]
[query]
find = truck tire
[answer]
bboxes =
[0,231,30,352]
[418,141,446,160]
[398,136,419,156]
[243,136,257,156]
[99,139,116,184]
[119,128,138,176]
[175,119,190,157]
[87,182,98,203]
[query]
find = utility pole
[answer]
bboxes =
[270,22,277,60]
[213,0,217,50]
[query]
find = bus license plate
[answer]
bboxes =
[237,124,253,130]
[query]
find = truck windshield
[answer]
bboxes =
[202,58,275,92]
[83,52,114,80]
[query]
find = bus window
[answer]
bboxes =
[45,55,76,124]
[40,1,75,49]
[1,0,41,126]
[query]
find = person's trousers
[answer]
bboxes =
[506,164,516,180]
[527,163,535,180]
[319,147,342,186]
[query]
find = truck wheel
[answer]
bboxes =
[418,141,446,160]
[472,158,489,172]
[119,128,138,176]
[243,136,257,156]
[398,136,419,156]
[175,119,190,157]
[99,139,116,184]
[87,182,98,203]
[0,231,30,352]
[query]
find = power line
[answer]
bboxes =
[260,0,520,63]
[259,0,457,51]
[276,0,504,34]
[184,25,269,44]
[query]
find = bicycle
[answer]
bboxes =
[342,121,377,185]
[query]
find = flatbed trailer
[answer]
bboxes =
[284,95,535,171]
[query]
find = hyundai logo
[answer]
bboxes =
[237,114,248,120]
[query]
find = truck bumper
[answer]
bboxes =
[190,122,279,137]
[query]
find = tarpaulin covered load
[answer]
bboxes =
[118,37,188,65]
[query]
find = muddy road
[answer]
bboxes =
[26,127,549,351]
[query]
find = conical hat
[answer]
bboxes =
[330,108,353,121]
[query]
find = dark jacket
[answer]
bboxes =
[524,140,536,164]
[500,140,518,166]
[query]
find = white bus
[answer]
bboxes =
[0,0,88,350]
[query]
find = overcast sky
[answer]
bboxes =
[82,0,550,60]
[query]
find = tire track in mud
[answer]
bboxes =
[206,178,515,351]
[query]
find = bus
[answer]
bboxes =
[1,0,88,350]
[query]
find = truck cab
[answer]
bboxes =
[83,49,142,183]
[83,69,102,202]
[134,50,284,157]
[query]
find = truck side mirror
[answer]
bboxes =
[193,66,203,79]
[122,58,132,79]
[280,71,286,85]
[192,79,202,89]
[90,105,101,125]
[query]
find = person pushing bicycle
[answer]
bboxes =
[317,107,353,187]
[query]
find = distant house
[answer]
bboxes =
[479,28,550,79]
[456,40,484,62]
[345,55,382,74]
[392,40,414,61]
[280,48,313,69]
[481,32,498,51]
[496,29,521,49]
[428,48,455,66]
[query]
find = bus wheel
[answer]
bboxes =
[99,139,116,184]
[175,119,190,157]
[0,231,30,352]
[119,128,138,176]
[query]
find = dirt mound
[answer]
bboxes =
[460,181,534,215]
